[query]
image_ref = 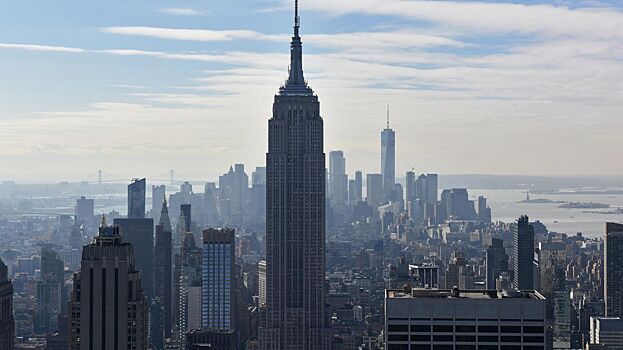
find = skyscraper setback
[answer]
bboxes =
[259,1,331,348]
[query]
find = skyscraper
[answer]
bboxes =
[513,215,535,291]
[259,1,331,348]
[381,105,395,200]
[426,173,438,205]
[114,216,155,302]
[605,222,623,318]
[173,232,203,346]
[202,228,235,331]
[405,171,416,202]
[354,171,363,202]
[152,185,166,223]
[329,150,348,207]
[0,258,14,350]
[75,196,94,225]
[155,197,173,339]
[486,238,509,290]
[68,217,148,350]
[128,178,146,218]
[366,173,383,209]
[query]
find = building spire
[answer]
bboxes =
[287,0,305,87]
[386,104,390,129]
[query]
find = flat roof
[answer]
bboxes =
[387,288,545,300]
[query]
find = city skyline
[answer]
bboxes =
[1,0,623,180]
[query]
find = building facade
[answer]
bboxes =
[155,197,173,339]
[68,218,148,350]
[259,2,331,348]
[513,215,535,291]
[128,178,146,219]
[202,228,236,331]
[385,288,547,350]
[0,258,14,350]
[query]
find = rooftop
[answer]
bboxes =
[387,288,545,300]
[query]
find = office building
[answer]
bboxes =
[259,2,332,348]
[478,196,492,223]
[486,238,509,290]
[366,173,383,209]
[174,232,203,345]
[0,258,14,350]
[128,178,146,218]
[354,171,363,202]
[75,196,94,225]
[513,215,535,291]
[348,179,357,205]
[405,171,416,202]
[252,167,267,186]
[202,228,236,331]
[258,260,266,306]
[68,217,148,350]
[114,217,155,302]
[381,106,395,200]
[426,174,438,205]
[590,317,623,349]
[440,188,476,220]
[155,197,173,339]
[329,150,348,207]
[186,329,236,350]
[606,222,623,318]
[385,288,547,350]
[152,185,166,223]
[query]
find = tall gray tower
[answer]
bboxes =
[259,1,331,348]
[0,258,14,350]
[605,222,623,317]
[381,106,395,201]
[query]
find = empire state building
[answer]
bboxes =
[259,1,331,349]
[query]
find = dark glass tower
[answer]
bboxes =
[605,222,623,317]
[513,215,535,291]
[259,1,331,349]
[381,106,395,201]
[128,178,146,219]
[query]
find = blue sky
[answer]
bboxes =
[1,0,622,182]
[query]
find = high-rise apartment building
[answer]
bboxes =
[128,178,146,218]
[381,107,396,200]
[0,258,14,350]
[259,2,332,348]
[385,288,547,350]
[68,218,148,350]
[202,228,236,331]
[513,215,535,291]
[155,197,173,339]
[329,150,348,207]
[606,222,623,318]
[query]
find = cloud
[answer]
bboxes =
[301,0,623,40]
[0,43,84,53]
[158,8,203,16]
[101,26,283,42]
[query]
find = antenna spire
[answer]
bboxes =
[386,104,390,129]
[294,0,300,36]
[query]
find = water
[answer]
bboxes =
[477,189,623,238]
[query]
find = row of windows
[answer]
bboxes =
[388,345,544,350]
[388,325,544,334]
[388,334,544,343]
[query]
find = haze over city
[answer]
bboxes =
[1,0,623,181]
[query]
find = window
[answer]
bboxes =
[478,326,498,333]
[388,335,409,342]
[388,345,409,350]
[388,325,409,332]
[500,326,521,333]
[411,325,431,332]
[523,336,544,343]
[455,325,476,333]
[433,335,453,342]
[478,336,499,343]
[523,326,544,334]
[455,335,475,342]
[500,336,521,343]
[411,335,430,342]
[433,325,453,332]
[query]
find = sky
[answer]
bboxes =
[0,0,622,182]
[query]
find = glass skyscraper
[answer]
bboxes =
[202,228,235,331]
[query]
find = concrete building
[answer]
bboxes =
[385,288,547,350]
[590,317,623,350]
[606,223,623,318]
[68,217,148,350]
